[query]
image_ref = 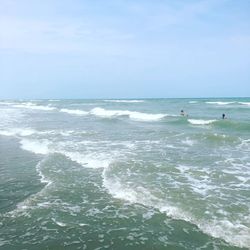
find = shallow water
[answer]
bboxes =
[0,98,249,249]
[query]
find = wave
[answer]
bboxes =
[19,138,112,169]
[206,101,250,107]
[188,119,217,125]
[20,139,51,155]
[36,157,52,186]
[48,99,60,102]
[206,101,235,105]
[239,102,250,106]
[90,107,166,121]
[15,135,250,248]
[0,128,83,137]
[214,119,250,131]
[13,103,56,111]
[104,100,144,103]
[63,151,111,169]
[103,162,250,248]
[0,101,16,105]
[0,128,38,137]
[60,108,88,116]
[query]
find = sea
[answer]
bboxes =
[0,98,249,250]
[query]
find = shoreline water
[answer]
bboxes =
[0,98,249,249]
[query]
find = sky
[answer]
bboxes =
[0,0,250,99]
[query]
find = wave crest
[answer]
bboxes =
[60,108,88,116]
[90,107,166,121]
[13,103,56,111]
[188,119,217,125]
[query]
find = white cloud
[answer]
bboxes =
[0,15,134,54]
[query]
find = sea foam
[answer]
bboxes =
[104,100,144,103]
[90,107,166,121]
[60,108,88,116]
[13,103,56,111]
[20,139,51,155]
[239,102,250,106]
[206,101,235,105]
[103,165,250,248]
[188,119,217,125]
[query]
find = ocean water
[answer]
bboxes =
[0,98,249,250]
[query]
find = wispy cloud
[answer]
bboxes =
[0,16,134,54]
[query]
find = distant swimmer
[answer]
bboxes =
[222,113,226,119]
[180,110,188,117]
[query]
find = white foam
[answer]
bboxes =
[104,100,144,103]
[103,168,250,248]
[36,157,52,186]
[20,139,51,155]
[13,103,56,111]
[52,218,67,227]
[0,128,69,137]
[189,101,198,104]
[188,119,217,125]
[102,174,138,203]
[198,219,250,248]
[239,102,250,106]
[58,130,78,136]
[181,138,196,146]
[0,101,16,105]
[63,151,111,169]
[90,107,166,121]
[60,108,88,116]
[0,128,39,137]
[206,101,234,105]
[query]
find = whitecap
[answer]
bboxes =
[13,103,56,111]
[238,102,250,106]
[20,138,51,155]
[198,219,250,249]
[188,119,217,125]
[0,128,66,137]
[103,167,250,248]
[104,100,144,103]
[206,101,234,105]
[0,128,39,137]
[60,108,88,116]
[90,107,166,121]
[63,151,111,169]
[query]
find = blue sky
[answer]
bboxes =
[0,0,249,98]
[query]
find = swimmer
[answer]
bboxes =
[180,110,188,117]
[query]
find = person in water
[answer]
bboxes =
[222,113,226,119]
[180,110,188,117]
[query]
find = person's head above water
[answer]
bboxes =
[222,113,226,119]
[180,110,187,116]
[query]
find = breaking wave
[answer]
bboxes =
[102,162,250,249]
[239,102,250,106]
[90,107,166,121]
[13,103,56,111]
[188,119,217,125]
[104,100,144,103]
[60,108,88,116]
[205,101,235,105]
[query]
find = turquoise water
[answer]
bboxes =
[0,98,249,250]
